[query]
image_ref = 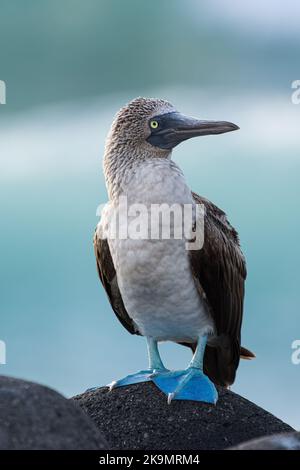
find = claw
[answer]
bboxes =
[167,392,175,405]
[108,380,117,391]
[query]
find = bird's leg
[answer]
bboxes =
[188,334,207,370]
[147,337,168,374]
[107,337,168,391]
[152,335,218,404]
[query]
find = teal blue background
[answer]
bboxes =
[0,1,299,428]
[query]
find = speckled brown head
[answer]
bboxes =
[105,97,175,156]
[104,97,239,197]
[106,96,239,154]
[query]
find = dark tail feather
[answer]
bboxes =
[203,344,238,387]
[240,346,256,360]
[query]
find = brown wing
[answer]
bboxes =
[189,192,247,386]
[94,231,139,336]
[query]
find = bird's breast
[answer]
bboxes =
[100,160,214,341]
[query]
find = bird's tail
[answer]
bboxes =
[240,346,256,360]
[203,343,239,387]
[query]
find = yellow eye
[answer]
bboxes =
[150,120,159,129]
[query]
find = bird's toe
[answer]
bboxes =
[107,369,155,390]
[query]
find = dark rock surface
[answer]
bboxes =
[73,382,294,450]
[0,376,108,450]
[232,432,300,450]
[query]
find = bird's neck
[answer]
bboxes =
[103,145,172,201]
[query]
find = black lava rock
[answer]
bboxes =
[0,376,107,449]
[232,432,300,450]
[73,382,294,450]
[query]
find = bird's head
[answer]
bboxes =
[106,97,239,158]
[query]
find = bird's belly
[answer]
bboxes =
[109,237,214,342]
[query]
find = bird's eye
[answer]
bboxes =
[150,120,159,129]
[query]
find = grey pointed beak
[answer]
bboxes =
[147,111,239,150]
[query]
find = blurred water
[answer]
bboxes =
[1,88,299,428]
[1,0,299,113]
[1,0,300,431]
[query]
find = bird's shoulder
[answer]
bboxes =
[192,191,246,278]
[193,192,240,245]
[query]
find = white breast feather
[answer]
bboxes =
[98,160,214,342]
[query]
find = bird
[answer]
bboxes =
[94,97,254,404]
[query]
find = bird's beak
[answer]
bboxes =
[147,111,239,150]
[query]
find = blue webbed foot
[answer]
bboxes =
[152,367,218,404]
[108,367,169,391]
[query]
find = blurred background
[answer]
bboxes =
[0,0,299,428]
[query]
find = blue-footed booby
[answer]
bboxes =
[94,97,254,404]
